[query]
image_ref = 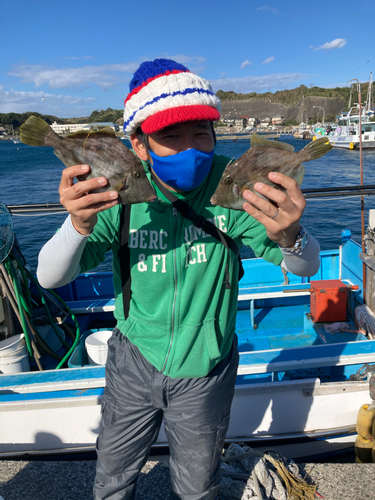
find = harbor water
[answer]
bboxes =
[1,137,375,272]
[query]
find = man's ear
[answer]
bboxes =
[130,134,149,162]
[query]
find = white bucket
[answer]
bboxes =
[0,333,25,352]
[37,324,66,352]
[0,334,30,374]
[85,330,112,366]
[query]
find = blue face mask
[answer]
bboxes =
[149,148,214,191]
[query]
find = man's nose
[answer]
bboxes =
[179,134,197,152]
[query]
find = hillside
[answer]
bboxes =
[220,96,345,124]
[216,81,373,107]
[0,108,122,129]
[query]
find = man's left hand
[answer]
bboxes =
[242,171,306,248]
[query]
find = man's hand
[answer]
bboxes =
[242,171,306,248]
[59,165,119,235]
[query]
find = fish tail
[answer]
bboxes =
[20,115,54,146]
[301,137,333,161]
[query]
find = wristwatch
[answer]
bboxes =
[279,226,309,254]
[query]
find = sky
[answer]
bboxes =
[0,0,373,119]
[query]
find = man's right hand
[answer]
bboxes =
[59,165,119,235]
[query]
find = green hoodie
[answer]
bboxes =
[79,154,283,378]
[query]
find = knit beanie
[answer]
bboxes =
[123,58,221,136]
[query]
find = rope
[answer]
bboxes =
[219,443,316,500]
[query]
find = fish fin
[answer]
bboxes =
[226,157,236,168]
[293,163,305,186]
[20,115,53,146]
[67,127,116,138]
[302,137,333,161]
[251,133,295,151]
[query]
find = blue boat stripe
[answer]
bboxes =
[239,339,375,365]
[0,366,105,388]
[0,387,104,403]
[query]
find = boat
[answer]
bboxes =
[1,202,375,463]
[10,125,21,144]
[328,73,375,149]
[327,108,375,149]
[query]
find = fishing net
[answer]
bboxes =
[0,203,14,262]
[219,443,317,500]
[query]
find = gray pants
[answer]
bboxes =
[93,328,239,500]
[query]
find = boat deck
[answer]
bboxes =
[236,303,365,353]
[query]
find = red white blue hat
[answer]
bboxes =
[123,59,221,136]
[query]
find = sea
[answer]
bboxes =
[1,136,375,273]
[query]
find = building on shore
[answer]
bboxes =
[259,117,271,128]
[272,115,284,125]
[50,122,119,134]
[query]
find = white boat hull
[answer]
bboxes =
[329,136,375,149]
[0,375,367,460]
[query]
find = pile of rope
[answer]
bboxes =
[219,443,316,500]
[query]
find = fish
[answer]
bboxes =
[20,115,156,205]
[210,133,333,210]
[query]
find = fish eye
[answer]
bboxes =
[132,170,141,178]
[224,176,232,185]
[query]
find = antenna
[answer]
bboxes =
[348,85,353,110]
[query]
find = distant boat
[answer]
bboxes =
[10,125,21,143]
[328,73,375,149]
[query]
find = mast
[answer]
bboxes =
[348,77,365,301]
[364,72,372,114]
[369,72,373,112]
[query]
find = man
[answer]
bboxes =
[37,58,320,500]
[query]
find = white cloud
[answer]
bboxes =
[210,73,312,93]
[256,5,279,13]
[313,38,347,51]
[7,55,209,91]
[8,63,139,91]
[240,60,252,69]
[262,56,275,65]
[0,88,96,115]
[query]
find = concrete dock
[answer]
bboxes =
[0,459,374,500]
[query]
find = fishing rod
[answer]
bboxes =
[7,203,67,214]
[6,184,375,213]
[302,184,375,199]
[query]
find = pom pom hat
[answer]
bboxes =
[123,58,221,136]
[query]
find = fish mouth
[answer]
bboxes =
[234,184,239,197]
[121,177,129,191]
[210,196,217,205]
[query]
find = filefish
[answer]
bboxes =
[210,133,332,210]
[20,116,156,204]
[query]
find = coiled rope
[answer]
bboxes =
[219,443,316,500]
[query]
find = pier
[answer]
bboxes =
[216,130,295,142]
